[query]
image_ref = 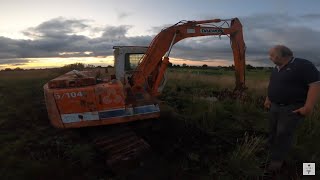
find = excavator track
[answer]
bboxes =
[79,124,152,174]
[93,127,150,166]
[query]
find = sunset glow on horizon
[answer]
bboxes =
[169,58,233,67]
[0,56,114,70]
[0,56,236,70]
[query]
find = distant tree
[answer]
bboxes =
[246,64,255,70]
[86,64,95,69]
[56,63,86,74]
[14,67,23,71]
[226,65,235,70]
[182,63,187,67]
[62,63,85,70]
[168,62,173,67]
[202,64,208,68]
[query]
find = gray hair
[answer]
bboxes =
[273,45,293,57]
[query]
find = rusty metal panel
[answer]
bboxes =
[54,86,98,114]
[95,81,126,111]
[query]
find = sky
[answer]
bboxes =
[1,0,320,69]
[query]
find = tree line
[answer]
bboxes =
[2,63,272,71]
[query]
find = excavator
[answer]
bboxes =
[43,18,246,166]
[44,17,246,129]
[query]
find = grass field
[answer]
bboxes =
[0,67,319,179]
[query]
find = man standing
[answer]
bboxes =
[264,45,320,171]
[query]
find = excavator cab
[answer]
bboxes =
[113,46,148,85]
[113,46,168,96]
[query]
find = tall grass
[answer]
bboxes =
[0,69,106,180]
[227,132,266,177]
[293,104,320,162]
[167,70,269,96]
[163,68,320,178]
[230,132,265,160]
[1,67,319,179]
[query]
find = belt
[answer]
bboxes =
[273,102,304,106]
[275,103,289,106]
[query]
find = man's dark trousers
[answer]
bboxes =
[268,103,305,161]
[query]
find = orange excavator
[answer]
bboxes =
[44,18,246,129]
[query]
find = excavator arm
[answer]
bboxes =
[130,18,246,96]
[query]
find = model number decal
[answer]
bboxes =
[200,28,223,33]
[54,92,84,99]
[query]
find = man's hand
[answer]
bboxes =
[292,106,313,116]
[264,97,271,109]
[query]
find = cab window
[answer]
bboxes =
[125,54,144,70]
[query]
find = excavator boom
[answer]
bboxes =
[130,18,246,95]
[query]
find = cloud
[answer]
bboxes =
[23,17,90,39]
[0,58,29,65]
[114,8,132,21]
[1,14,320,67]
[148,24,172,34]
[11,63,26,67]
[117,12,131,20]
[101,25,131,40]
[300,13,320,20]
[0,17,152,62]
[170,13,320,65]
[240,13,320,64]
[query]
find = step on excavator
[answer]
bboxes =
[43,17,246,167]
